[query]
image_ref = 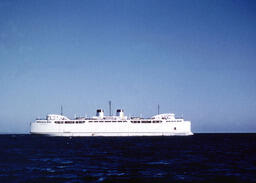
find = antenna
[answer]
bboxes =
[61,105,63,115]
[157,104,160,115]
[109,100,112,116]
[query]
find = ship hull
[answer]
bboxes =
[30,122,193,136]
[31,132,193,136]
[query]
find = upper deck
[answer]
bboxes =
[34,109,186,125]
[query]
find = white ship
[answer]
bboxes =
[30,109,193,136]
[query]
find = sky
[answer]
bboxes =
[0,0,256,133]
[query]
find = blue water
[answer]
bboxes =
[0,134,255,182]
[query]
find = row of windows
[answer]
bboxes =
[55,120,128,124]
[153,121,162,123]
[55,121,162,124]
[88,121,127,123]
[131,120,162,123]
[53,120,181,124]
[55,121,85,124]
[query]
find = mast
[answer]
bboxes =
[109,100,112,116]
[61,105,63,116]
[157,104,160,115]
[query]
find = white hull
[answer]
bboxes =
[30,122,193,137]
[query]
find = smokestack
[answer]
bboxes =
[96,109,104,118]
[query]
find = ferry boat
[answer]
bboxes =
[30,109,193,136]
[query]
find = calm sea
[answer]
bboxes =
[0,134,255,182]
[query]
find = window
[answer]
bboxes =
[65,121,74,124]
[141,121,151,123]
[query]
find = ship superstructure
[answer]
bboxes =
[30,109,193,136]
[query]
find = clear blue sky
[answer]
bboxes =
[0,0,256,133]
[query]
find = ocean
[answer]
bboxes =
[0,134,255,182]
